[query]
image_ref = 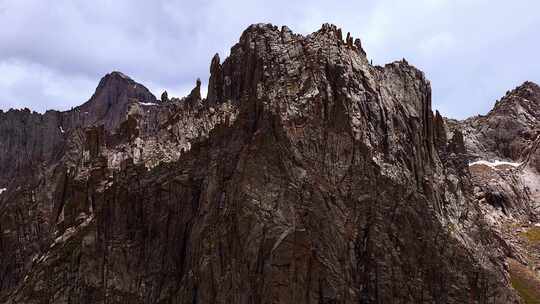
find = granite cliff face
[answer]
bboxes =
[0,24,539,303]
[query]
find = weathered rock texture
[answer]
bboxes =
[0,23,539,303]
[455,81,540,162]
[452,82,540,297]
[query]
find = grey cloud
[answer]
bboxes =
[0,0,538,118]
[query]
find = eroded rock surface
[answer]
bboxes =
[451,81,540,301]
[0,23,538,303]
[454,81,540,162]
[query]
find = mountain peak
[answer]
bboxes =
[95,71,137,90]
[462,80,540,161]
[78,71,156,130]
[511,80,540,98]
[103,71,135,83]
[237,23,366,56]
[492,80,540,114]
[519,80,539,89]
[109,71,132,80]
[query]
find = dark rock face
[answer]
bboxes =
[0,72,157,187]
[0,109,65,186]
[0,23,538,303]
[453,81,540,298]
[161,91,169,103]
[74,71,158,131]
[452,81,540,217]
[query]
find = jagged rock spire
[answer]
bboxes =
[207,53,223,104]
[433,110,447,149]
[184,78,202,106]
[191,78,202,100]
[161,90,169,103]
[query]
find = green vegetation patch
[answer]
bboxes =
[508,259,540,304]
[520,226,540,244]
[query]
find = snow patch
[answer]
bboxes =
[0,188,6,194]
[59,126,65,133]
[469,160,521,168]
[139,102,157,106]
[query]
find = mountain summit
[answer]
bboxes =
[78,71,157,130]
[0,23,539,303]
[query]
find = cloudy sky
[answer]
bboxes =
[0,0,538,118]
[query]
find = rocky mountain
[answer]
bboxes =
[0,71,156,186]
[0,23,539,303]
[453,81,540,162]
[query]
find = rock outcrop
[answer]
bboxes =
[455,81,540,161]
[452,81,540,301]
[0,23,539,303]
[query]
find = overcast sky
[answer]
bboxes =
[0,0,538,118]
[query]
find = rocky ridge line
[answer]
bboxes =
[0,23,539,303]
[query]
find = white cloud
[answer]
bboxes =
[0,59,95,111]
[418,32,456,57]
